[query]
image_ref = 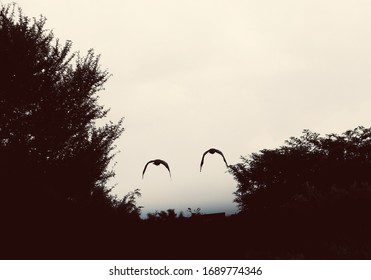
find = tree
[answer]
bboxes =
[0,4,123,219]
[229,126,371,213]
[146,209,178,222]
[228,126,371,258]
[114,188,143,221]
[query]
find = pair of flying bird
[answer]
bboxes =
[142,148,228,179]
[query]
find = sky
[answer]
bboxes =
[4,0,371,217]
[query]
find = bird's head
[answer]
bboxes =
[209,148,217,154]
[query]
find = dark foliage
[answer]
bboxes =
[229,126,371,212]
[229,126,371,258]
[0,4,144,258]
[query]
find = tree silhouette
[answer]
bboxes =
[228,126,371,258]
[114,188,142,221]
[229,126,371,213]
[0,4,124,227]
[146,209,178,222]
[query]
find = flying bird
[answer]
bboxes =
[142,159,171,179]
[200,148,228,172]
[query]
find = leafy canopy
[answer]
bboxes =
[229,126,371,213]
[0,4,125,216]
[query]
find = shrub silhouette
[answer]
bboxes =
[229,126,371,259]
[0,4,142,258]
[229,127,371,212]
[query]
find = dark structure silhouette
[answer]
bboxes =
[200,148,228,171]
[142,159,171,178]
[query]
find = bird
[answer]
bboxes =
[200,148,228,172]
[142,159,171,179]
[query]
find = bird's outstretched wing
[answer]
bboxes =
[158,159,172,178]
[214,149,228,167]
[200,150,210,172]
[142,160,155,179]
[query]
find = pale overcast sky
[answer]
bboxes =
[6,0,371,217]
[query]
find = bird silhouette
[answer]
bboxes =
[142,159,171,179]
[200,148,228,172]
